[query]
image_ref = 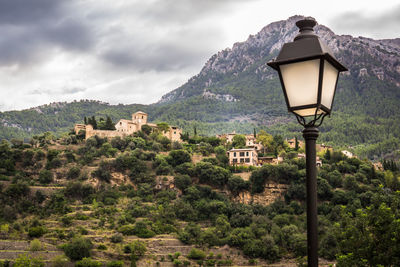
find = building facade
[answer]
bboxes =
[74,111,182,141]
[228,148,258,166]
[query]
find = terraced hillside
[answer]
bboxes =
[0,129,399,266]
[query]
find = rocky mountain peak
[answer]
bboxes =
[159,16,400,104]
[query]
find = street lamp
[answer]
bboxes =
[267,17,347,267]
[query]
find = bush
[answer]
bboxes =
[187,248,206,260]
[28,226,45,238]
[38,169,53,184]
[30,239,43,251]
[97,244,107,250]
[130,240,147,261]
[110,233,123,243]
[118,225,135,235]
[13,254,44,267]
[51,255,69,267]
[62,237,93,261]
[167,150,191,167]
[66,166,81,180]
[107,261,124,267]
[75,258,102,267]
[174,175,192,191]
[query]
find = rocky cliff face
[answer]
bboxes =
[159,15,400,103]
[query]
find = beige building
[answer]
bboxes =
[74,111,182,141]
[228,148,258,166]
[286,138,304,149]
[217,132,263,152]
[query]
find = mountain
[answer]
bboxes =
[0,15,399,159]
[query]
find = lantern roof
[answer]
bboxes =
[268,17,347,72]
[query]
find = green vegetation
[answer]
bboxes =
[0,127,399,265]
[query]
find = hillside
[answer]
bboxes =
[0,129,400,266]
[1,16,400,159]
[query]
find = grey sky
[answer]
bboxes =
[0,0,398,111]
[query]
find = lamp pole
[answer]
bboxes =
[267,17,348,267]
[303,126,319,266]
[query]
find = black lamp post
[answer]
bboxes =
[267,17,347,267]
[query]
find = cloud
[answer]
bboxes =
[329,4,400,39]
[0,0,94,67]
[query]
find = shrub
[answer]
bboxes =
[61,216,73,226]
[97,244,107,250]
[187,248,206,260]
[167,150,191,167]
[92,161,112,182]
[13,254,44,267]
[66,166,81,180]
[118,225,135,235]
[30,239,43,251]
[51,255,69,267]
[38,169,53,184]
[174,175,192,191]
[133,221,156,238]
[107,261,124,267]
[130,240,147,261]
[62,237,93,261]
[110,233,123,243]
[75,258,102,267]
[28,226,45,238]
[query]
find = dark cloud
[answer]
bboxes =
[101,30,223,72]
[136,0,255,24]
[0,0,94,66]
[329,4,400,38]
[0,0,62,24]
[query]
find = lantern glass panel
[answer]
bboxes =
[293,107,324,117]
[321,60,339,109]
[280,59,320,108]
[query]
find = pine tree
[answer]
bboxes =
[91,116,97,130]
[84,116,87,125]
[105,116,115,130]
[253,128,256,138]
[295,137,299,151]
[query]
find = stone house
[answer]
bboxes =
[74,111,182,141]
[216,132,263,152]
[286,137,304,149]
[228,148,258,166]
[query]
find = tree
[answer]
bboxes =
[227,176,250,196]
[232,134,246,148]
[141,124,152,135]
[84,116,87,125]
[256,130,273,154]
[157,122,170,133]
[104,116,115,130]
[335,203,400,266]
[130,240,146,261]
[167,150,191,167]
[13,254,44,267]
[39,170,53,184]
[63,237,93,261]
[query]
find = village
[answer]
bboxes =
[74,111,356,168]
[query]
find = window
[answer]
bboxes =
[233,159,237,163]
[120,122,122,125]
[142,116,144,119]
[234,152,236,157]
[246,152,249,156]
[240,152,245,157]
[245,158,250,163]
[174,131,176,134]
[240,158,244,163]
